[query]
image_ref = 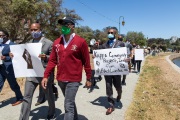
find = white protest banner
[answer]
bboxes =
[135,49,144,60]
[93,47,129,75]
[10,43,44,78]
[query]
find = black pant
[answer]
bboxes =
[131,55,135,69]
[91,70,96,86]
[104,75,122,107]
[122,75,126,82]
[37,70,58,103]
[0,65,23,100]
[136,60,142,72]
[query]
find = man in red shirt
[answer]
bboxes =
[41,17,91,120]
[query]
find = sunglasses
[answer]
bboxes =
[62,23,72,27]
[108,32,114,34]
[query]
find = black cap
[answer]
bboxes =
[58,17,75,25]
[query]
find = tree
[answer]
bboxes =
[126,31,146,46]
[0,0,37,42]
[151,43,157,49]
[75,26,94,44]
[0,0,82,42]
[159,45,167,52]
[147,38,172,50]
[93,29,107,43]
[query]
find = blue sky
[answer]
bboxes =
[62,0,180,39]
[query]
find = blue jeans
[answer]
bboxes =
[58,81,80,120]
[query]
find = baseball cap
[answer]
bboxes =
[58,17,75,25]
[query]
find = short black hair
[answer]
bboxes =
[0,29,9,37]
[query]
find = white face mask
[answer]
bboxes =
[0,38,3,43]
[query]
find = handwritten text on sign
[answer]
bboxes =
[93,47,129,75]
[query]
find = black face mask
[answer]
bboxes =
[118,38,123,41]
[3,36,8,42]
[133,45,136,47]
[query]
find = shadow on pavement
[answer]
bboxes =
[114,101,123,109]
[90,96,109,109]
[90,96,123,109]
[0,97,16,108]
[57,114,88,120]
[30,106,62,120]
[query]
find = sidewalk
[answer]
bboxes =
[0,69,141,120]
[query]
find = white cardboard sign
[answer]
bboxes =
[93,47,129,75]
[10,43,44,78]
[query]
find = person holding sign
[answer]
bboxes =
[135,45,144,74]
[41,17,92,120]
[88,40,102,92]
[16,23,56,120]
[95,27,125,115]
[0,29,23,106]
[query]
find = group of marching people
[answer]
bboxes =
[0,16,143,120]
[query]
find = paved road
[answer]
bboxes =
[0,69,141,120]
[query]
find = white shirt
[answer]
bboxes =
[61,33,75,82]
[62,33,75,48]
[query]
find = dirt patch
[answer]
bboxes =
[125,52,180,120]
[150,53,180,87]
[0,78,25,102]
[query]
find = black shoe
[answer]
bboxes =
[35,101,45,106]
[121,80,126,85]
[116,96,121,102]
[97,76,102,82]
[122,82,126,85]
[47,114,56,120]
[136,72,140,75]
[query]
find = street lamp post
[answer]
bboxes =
[146,35,148,47]
[119,16,125,35]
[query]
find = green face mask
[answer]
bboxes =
[61,26,71,35]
